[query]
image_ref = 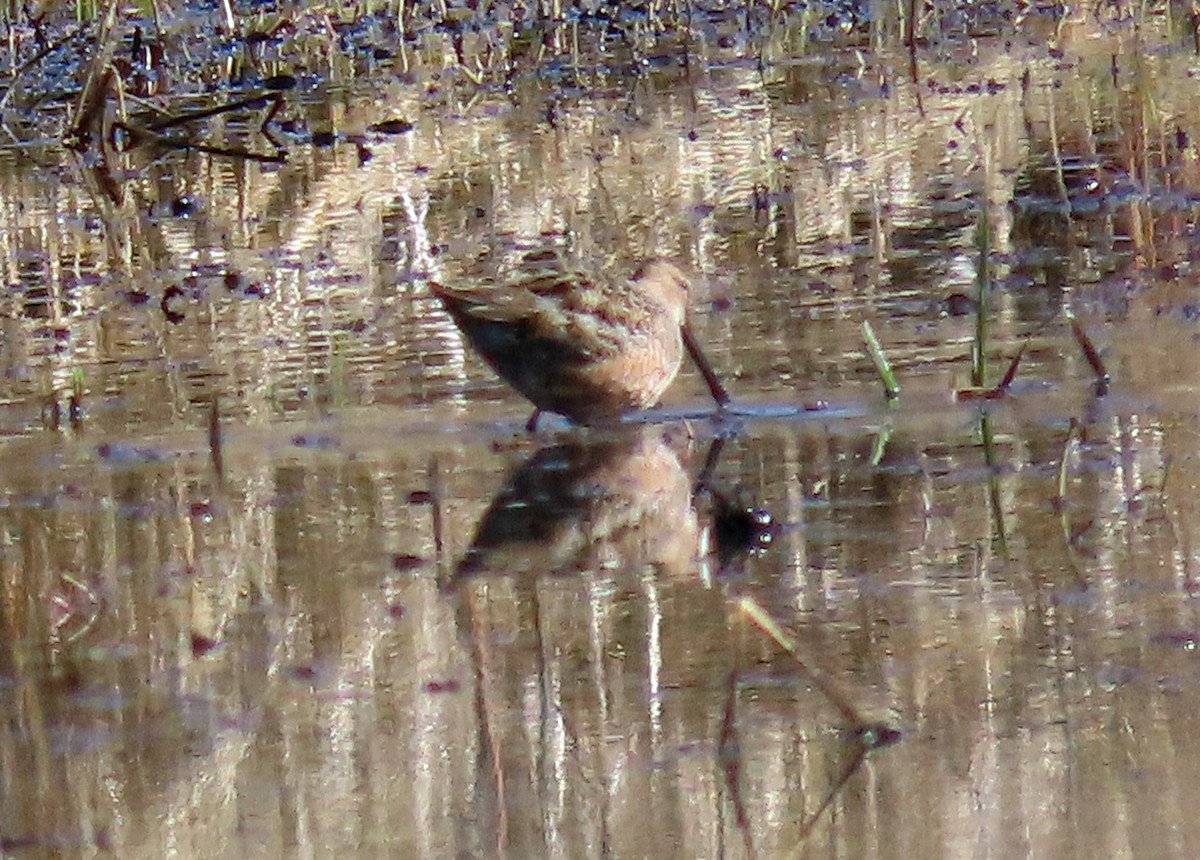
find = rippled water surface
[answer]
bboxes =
[4,3,1200,858]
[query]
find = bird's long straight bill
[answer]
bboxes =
[681,323,731,409]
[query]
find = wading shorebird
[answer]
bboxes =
[430,251,730,430]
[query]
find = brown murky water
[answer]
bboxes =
[4,5,1200,858]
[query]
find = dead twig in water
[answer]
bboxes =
[145,91,285,133]
[736,596,899,741]
[718,669,757,860]
[980,413,1008,556]
[65,66,116,152]
[1066,310,1110,395]
[997,345,1024,390]
[905,0,925,118]
[792,725,897,842]
[209,396,224,487]
[135,133,287,164]
[64,1,120,150]
[734,597,900,841]
[954,345,1025,401]
[110,90,288,164]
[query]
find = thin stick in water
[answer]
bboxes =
[738,596,868,728]
[1066,310,1110,386]
[209,395,224,486]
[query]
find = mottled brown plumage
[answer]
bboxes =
[431,253,727,427]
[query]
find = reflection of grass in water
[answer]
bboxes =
[970,204,1008,552]
[981,411,1007,554]
[265,332,354,416]
[41,385,61,431]
[329,329,351,411]
[737,595,899,737]
[70,366,85,430]
[39,367,87,433]
[860,320,898,465]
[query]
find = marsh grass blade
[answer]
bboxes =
[861,321,900,400]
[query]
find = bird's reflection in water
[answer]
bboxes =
[446,425,718,855]
[452,424,701,581]
[441,430,890,856]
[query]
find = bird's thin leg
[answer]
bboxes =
[682,323,731,409]
[525,408,542,432]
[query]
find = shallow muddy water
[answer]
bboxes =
[4,3,1200,858]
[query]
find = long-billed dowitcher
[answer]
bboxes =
[430,251,729,430]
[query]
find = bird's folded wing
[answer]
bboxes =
[433,277,621,359]
[431,281,541,323]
